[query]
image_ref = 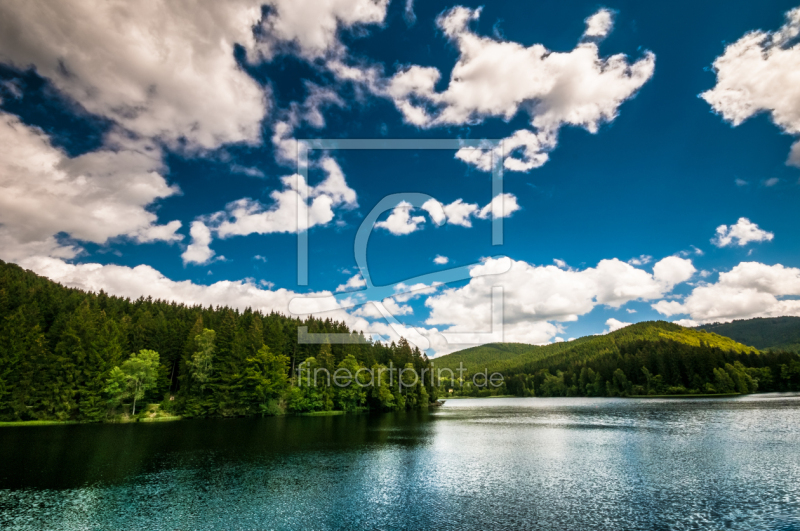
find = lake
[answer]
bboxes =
[2,394,800,530]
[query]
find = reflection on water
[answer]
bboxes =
[2,395,800,530]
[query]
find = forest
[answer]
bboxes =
[4,259,800,422]
[0,260,437,422]
[436,322,800,398]
[698,317,800,352]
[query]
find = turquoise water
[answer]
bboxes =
[2,394,800,530]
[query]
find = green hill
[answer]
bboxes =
[432,342,537,371]
[697,317,800,352]
[435,321,800,397]
[0,259,435,422]
[435,321,758,375]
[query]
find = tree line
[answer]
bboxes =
[496,339,800,397]
[0,260,437,421]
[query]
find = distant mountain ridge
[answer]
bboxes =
[697,317,800,352]
[434,321,758,375]
[431,321,800,397]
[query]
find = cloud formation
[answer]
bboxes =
[701,6,800,167]
[376,194,520,236]
[712,217,774,247]
[653,261,800,324]
[603,318,631,334]
[386,7,655,172]
[183,158,357,264]
[425,256,694,345]
[0,111,181,262]
[0,0,269,151]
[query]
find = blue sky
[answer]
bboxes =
[1,0,799,355]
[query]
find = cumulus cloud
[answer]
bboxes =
[653,256,696,286]
[0,1,270,151]
[0,0,393,152]
[178,157,358,262]
[475,193,521,220]
[352,298,413,319]
[603,317,631,334]
[424,256,693,345]
[213,157,357,238]
[628,255,653,266]
[455,130,556,172]
[182,222,216,266]
[712,217,774,247]
[336,273,367,292]
[379,194,521,235]
[258,0,389,60]
[583,9,615,39]
[0,111,181,262]
[433,255,449,265]
[375,201,427,235]
[701,6,800,167]
[387,7,654,172]
[653,261,800,324]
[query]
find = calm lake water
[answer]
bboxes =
[2,394,800,530]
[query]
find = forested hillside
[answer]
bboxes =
[0,260,436,422]
[698,317,800,352]
[436,322,800,397]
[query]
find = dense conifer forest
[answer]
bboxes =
[3,259,800,422]
[436,322,800,397]
[0,260,436,422]
[698,317,800,352]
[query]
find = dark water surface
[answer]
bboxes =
[2,394,800,530]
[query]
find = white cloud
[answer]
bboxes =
[763,177,780,187]
[628,255,652,266]
[455,130,556,172]
[384,194,521,236]
[375,201,427,235]
[182,222,216,266]
[712,217,774,247]
[653,256,696,286]
[652,261,800,323]
[352,298,413,319]
[0,1,269,151]
[392,282,441,303]
[603,318,631,334]
[258,0,389,60]
[0,111,181,262]
[735,178,749,187]
[701,6,800,167]
[440,199,479,227]
[475,193,521,220]
[0,0,394,153]
[336,273,367,293]
[424,256,692,345]
[583,9,615,39]
[213,157,357,238]
[434,255,449,265]
[553,259,569,269]
[387,7,654,172]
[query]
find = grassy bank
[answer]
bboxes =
[445,395,516,399]
[628,393,740,399]
[0,420,81,427]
